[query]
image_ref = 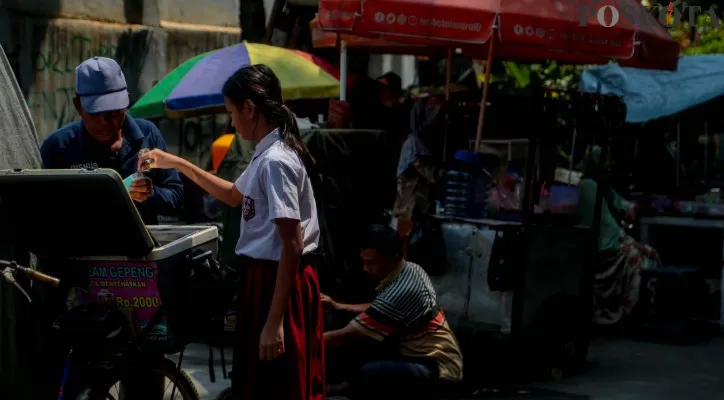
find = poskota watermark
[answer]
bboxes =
[579,1,721,28]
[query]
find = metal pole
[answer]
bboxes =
[676,120,681,188]
[443,48,452,160]
[705,120,709,182]
[340,39,348,101]
[569,126,577,184]
[444,48,452,101]
[474,32,496,152]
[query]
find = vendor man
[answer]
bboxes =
[323,224,463,400]
[40,56,183,224]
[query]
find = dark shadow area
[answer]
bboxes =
[0,4,60,400]
[0,1,60,96]
[123,0,144,24]
[239,0,266,42]
[114,29,153,105]
[461,388,590,399]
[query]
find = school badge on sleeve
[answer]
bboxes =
[243,196,256,221]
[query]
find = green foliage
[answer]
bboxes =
[494,61,586,93]
[669,9,724,54]
[496,5,723,96]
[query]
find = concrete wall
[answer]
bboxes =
[0,0,240,165]
[4,17,164,132]
[4,0,128,23]
[160,0,239,27]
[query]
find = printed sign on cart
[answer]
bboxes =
[80,262,167,341]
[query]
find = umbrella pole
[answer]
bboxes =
[705,120,709,182]
[676,120,681,188]
[443,48,453,161]
[474,35,496,153]
[445,48,452,101]
[340,39,348,101]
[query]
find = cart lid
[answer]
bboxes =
[0,168,155,257]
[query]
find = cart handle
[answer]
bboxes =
[0,260,60,288]
[1,260,61,303]
[190,250,214,262]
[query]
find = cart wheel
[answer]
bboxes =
[550,367,564,380]
[79,357,200,400]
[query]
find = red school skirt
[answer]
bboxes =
[232,258,325,400]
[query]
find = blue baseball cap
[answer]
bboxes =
[75,57,129,114]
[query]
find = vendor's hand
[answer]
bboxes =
[259,321,285,361]
[130,177,153,202]
[626,204,636,222]
[320,293,338,310]
[137,148,178,171]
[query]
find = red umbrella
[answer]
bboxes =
[310,16,449,56]
[319,0,680,148]
[322,0,678,70]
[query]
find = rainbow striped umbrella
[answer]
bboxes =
[129,42,342,119]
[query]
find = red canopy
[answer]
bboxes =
[318,0,680,70]
[310,16,449,56]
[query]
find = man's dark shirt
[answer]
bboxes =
[40,116,184,224]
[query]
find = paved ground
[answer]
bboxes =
[172,337,724,399]
[168,345,232,399]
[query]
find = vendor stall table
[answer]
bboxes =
[640,216,724,237]
[639,216,724,329]
[429,214,521,332]
[429,214,590,338]
[427,213,592,379]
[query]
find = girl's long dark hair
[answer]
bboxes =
[222,64,315,169]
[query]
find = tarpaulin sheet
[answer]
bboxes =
[0,43,41,400]
[579,55,724,123]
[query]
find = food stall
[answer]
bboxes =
[424,93,631,378]
[318,0,680,379]
[580,56,724,333]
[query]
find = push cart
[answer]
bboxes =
[430,93,627,387]
[0,168,221,399]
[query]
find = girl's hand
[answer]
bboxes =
[320,293,338,310]
[259,321,285,361]
[137,149,179,171]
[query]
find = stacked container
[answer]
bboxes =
[445,150,489,218]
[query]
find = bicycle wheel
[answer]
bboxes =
[214,387,233,400]
[77,356,200,400]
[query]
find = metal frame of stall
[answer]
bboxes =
[514,92,625,375]
[462,91,625,377]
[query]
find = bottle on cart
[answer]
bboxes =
[444,150,486,218]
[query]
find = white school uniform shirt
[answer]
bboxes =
[234,129,320,262]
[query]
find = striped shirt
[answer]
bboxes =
[351,261,463,381]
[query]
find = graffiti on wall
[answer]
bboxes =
[14,28,155,136]
[33,34,120,75]
[2,17,237,162]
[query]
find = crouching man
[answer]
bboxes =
[323,224,463,400]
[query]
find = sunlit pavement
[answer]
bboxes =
[173,337,724,400]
